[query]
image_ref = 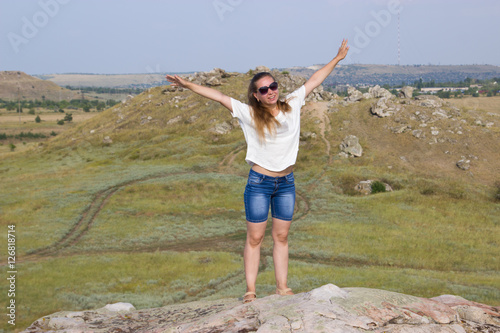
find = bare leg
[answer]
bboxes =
[272,218,293,294]
[244,221,267,295]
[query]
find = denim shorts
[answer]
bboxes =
[244,169,296,223]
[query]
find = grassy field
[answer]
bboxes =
[0,77,499,332]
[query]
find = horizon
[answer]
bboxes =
[1,0,500,75]
[16,63,500,77]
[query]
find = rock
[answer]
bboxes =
[167,115,182,125]
[104,302,136,312]
[391,125,410,134]
[414,95,443,108]
[399,86,414,99]
[412,129,425,139]
[210,121,233,135]
[431,295,500,326]
[340,135,363,157]
[369,85,394,99]
[254,65,270,72]
[205,76,221,86]
[456,158,471,170]
[354,180,393,195]
[102,136,112,144]
[371,97,397,117]
[345,86,364,103]
[301,131,317,140]
[23,285,500,333]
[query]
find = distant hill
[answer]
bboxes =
[0,71,79,101]
[35,73,174,89]
[35,65,500,89]
[279,64,500,86]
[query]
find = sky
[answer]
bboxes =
[1,0,499,75]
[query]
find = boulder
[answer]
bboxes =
[354,180,393,195]
[254,65,270,73]
[456,158,471,170]
[340,135,363,157]
[369,85,394,99]
[210,121,233,135]
[345,86,363,103]
[23,285,500,333]
[414,95,443,108]
[371,97,397,117]
[399,86,414,99]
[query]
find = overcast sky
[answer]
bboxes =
[1,0,499,75]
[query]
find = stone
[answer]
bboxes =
[104,302,136,312]
[167,115,182,125]
[412,129,425,139]
[102,136,112,144]
[340,135,363,157]
[24,285,500,333]
[456,159,471,170]
[371,97,396,117]
[354,180,393,195]
[205,76,221,86]
[346,86,364,103]
[399,86,414,99]
[210,121,233,135]
[369,85,394,99]
[255,65,270,72]
[415,95,443,108]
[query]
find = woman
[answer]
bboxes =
[166,39,349,303]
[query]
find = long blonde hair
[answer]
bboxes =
[247,72,292,142]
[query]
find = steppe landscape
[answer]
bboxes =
[0,69,499,331]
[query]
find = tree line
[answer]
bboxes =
[0,98,120,113]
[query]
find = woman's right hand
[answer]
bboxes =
[166,74,189,89]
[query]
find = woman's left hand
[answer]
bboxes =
[335,39,349,61]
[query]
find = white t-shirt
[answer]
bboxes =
[230,85,306,172]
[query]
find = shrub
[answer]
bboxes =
[371,181,386,194]
[9,143,16,151]
[35,115,41,123]
[494,182,500,202]
[57,119,64,125]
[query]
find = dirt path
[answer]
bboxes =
[304,102,332,162]
[14,105,336,265]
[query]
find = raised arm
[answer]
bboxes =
[166,74,233,112]
[304,39,349,97]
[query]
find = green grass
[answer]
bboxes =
[1,74,499,331]
[1,251,242,330]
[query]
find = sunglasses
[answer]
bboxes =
[258,81,278,95]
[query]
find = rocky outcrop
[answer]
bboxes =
[23,284,500,332]
[340,135,363,157]
[371,97,398,117]
[399,86,414,99]
[355,180,393,195]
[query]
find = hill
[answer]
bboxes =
[35,72,172,89]
[0,71,79,101]
[34,65,500,89]
[0,68,499,331]
[280,64,500,86]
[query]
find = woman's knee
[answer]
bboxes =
[272,231,289,244]
[247,233,265,247]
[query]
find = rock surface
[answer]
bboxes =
[23,284,500,332]
[340,135,363,157]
